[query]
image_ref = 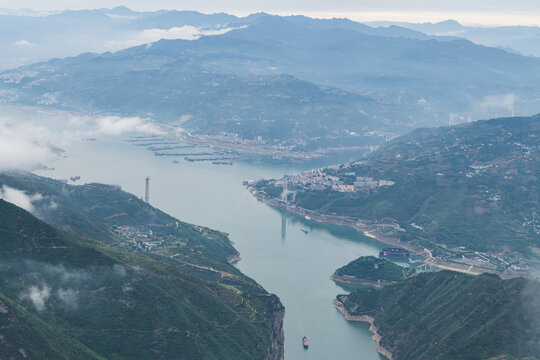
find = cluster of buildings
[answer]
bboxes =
[275,169,395,193]
[199,132,269,145]
[352,177,394,190]
[111,225,168,252]
[450,253,496,269]
[523,213,540,235]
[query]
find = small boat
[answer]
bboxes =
[300,229,308,234]
[302,336,309,349]
[172,160,179,164]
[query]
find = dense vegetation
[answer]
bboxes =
[339,271,540,360]
[334,256,414,282]
[0,292,103,359]
[0,172,237,271]
[0,174,283,360]
[289,116,540,257]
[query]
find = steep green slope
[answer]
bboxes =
[0,292,103,360]
[334,256,414,282]
[0,197,281,359]
[0,172,238,271]
[338,271,540,360]
[259,115,540,264]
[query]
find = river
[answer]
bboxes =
[17,106,387,360]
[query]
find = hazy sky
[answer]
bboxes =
[2,0,540,25]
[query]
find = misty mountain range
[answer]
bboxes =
[2,8,540,148]
[368,19,540,57]
[0,6,449,70]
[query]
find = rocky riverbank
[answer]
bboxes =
[333,298,393,360]
[265,295,285,360]
[227,253,242,264]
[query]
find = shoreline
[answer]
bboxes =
[227,253,242,264]
[333,298,393,360]
[0,104,365,163]
[250,191,507,277]
[177,130,327,160]
[330,274,396,288]
[251,190,425,256]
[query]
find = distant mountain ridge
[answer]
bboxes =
[367,19,540,57]
[3,12,540,149]
[0,7,446,71]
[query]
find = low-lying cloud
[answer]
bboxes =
[57,288,79,309]
[14,260,136,313]
[0,109,165,171]
[0,121,57,171]
[20,284,79,311]
[96,116,165,135]
[20,284,51,311]
[14,40,34,47]
[140,25,240,42]
[0,185,43,213]
[478,93,516,112]
[106,25,244,51]
[33,261,92,284]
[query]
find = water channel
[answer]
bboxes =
[20,107,388,360]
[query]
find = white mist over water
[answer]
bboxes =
[0,106,164,172]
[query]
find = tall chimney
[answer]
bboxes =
[145,177,150,204]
